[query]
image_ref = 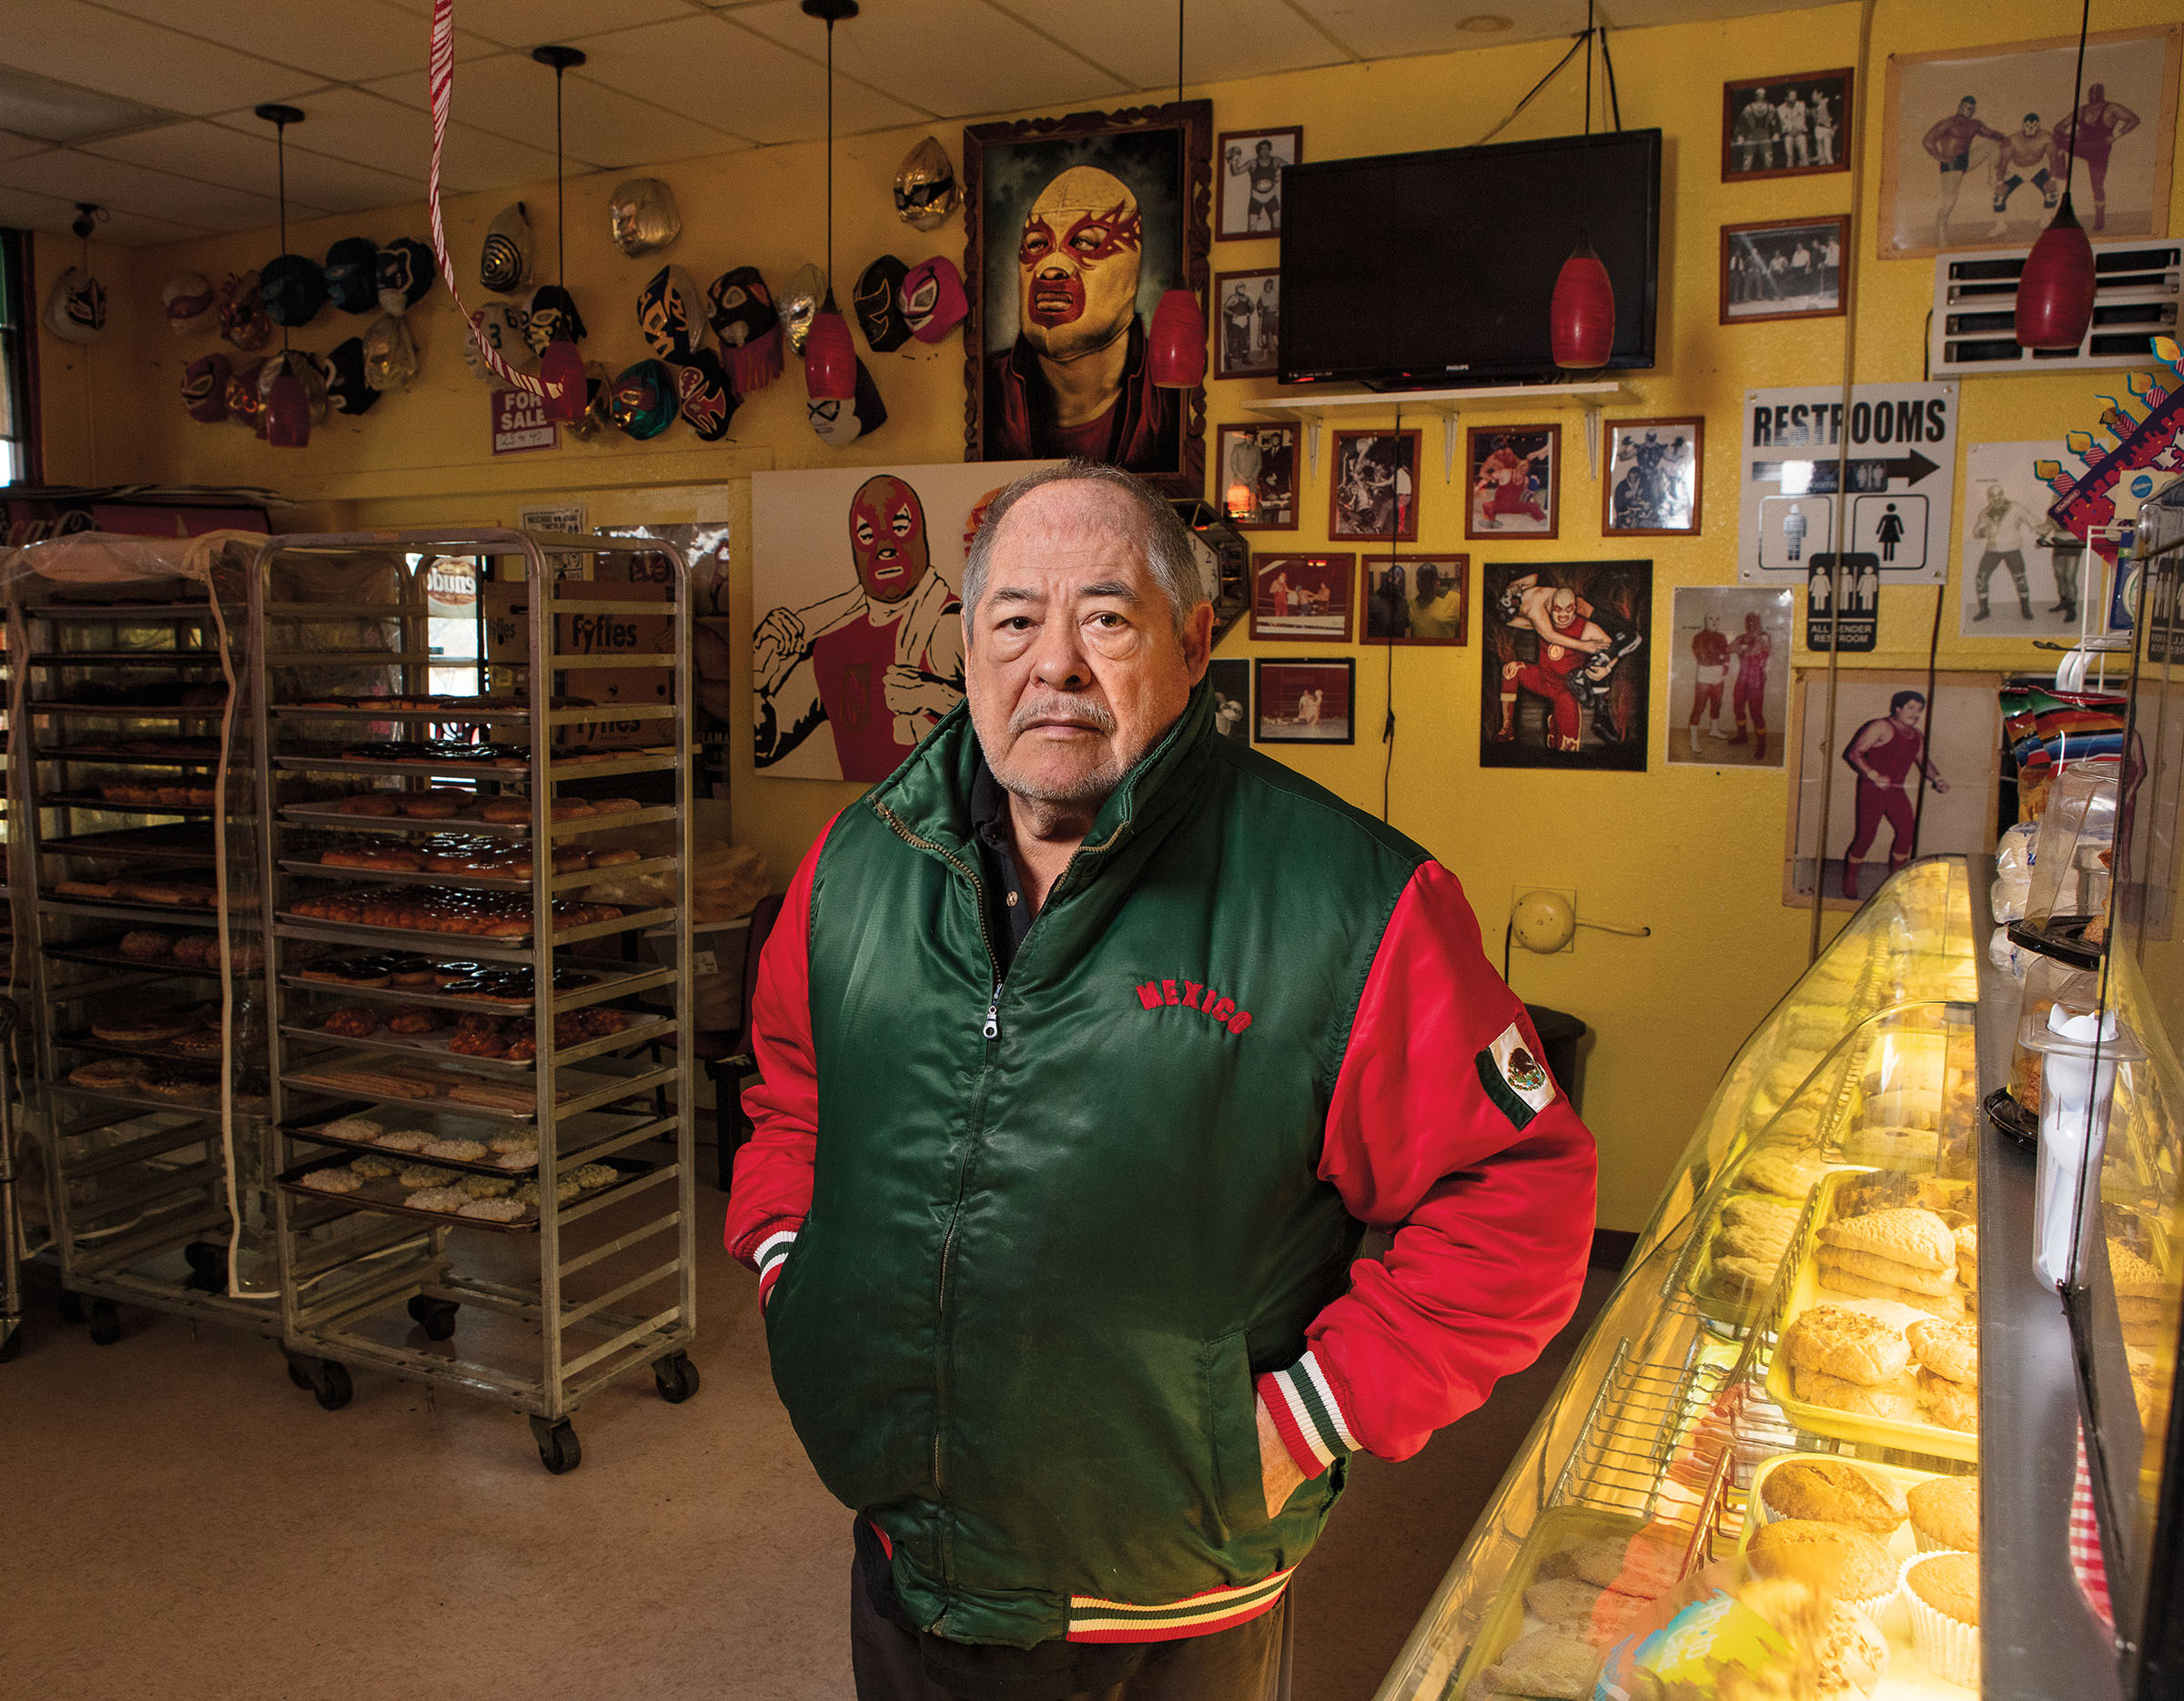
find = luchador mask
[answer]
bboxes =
[464,301,534,380]
[638,265,709,364]
[902,256,966,343]
[707,267,784,392]
[326,338,378,416]
[181,352,230,423]
[323,238,379,314]
[610,178,681,258]
[376,238,435,316]
[609,358,677,439]
[567,360,613,440]
[847,474,930,604]
[1017,166,1142,362]
[224,358,267,431]
[217,271,269,352]
[44,268,104,344]
[362,313,419,391]
[854,256,910,352]
[480,202,532,294]
[1549,587,1579,630]
[674,349,738,442]
[163,272,215,337]
[521,285,586,354]
[807,357,886,448]
[260,253,325,327]
[779,263,825,355]
[259,348,329,423]
[894,136,960,231]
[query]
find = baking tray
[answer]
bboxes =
[43,930,231,978]
[1446,1504,1655,1701]
[278,1011,666,1072]
[27,702,227,720]
[56,1015,228,1068]
[35,744,223,766]
[270,750,676,783]
[1685,1187,1818,1331]
[277,1150,656,1235]
[38,895,224,928]
[278,961,672,1016]
[278,853,675,896]
[38,791,228,817]
[284,1111,539,1176]
[274,903,671,952]
[278,800,671,837]
[1763,1173,1979,1463]
[41,825,217,863]
[52,1075,223,1116]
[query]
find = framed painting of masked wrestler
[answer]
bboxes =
[964,99,1212,497]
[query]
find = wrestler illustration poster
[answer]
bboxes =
[1957,440,2083,638]
[1879,26,2178,257]
[751,461,1057,782]
[965,101,1211,495]
[1666,587,1792,769]
[1480,561,1653,773]
[1785,670,2000,906]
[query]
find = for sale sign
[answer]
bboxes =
[491,388,555,455]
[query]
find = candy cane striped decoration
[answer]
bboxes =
[428,0,546,397]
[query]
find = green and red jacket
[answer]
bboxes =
[728,683,1594,1650]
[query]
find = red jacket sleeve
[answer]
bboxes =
[1257,861,1597,1473]
[724,816,835,1304]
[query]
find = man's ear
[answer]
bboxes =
[1183,601,1215,684]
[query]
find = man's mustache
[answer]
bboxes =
[1011,694,1115,736]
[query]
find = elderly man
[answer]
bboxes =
[729,461,1595,1701]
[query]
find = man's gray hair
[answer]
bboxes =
[961,460,1207,638]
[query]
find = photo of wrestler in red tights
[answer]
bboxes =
[1840,689,1949,899]
[1728,611,1773,760]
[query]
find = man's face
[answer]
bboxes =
[1550,588,1578,627]
[966,481,1210,808]
[848,475,929,604]
[1415,566,1439,599]
[1255,142,1273,163]
[1987,485,2009,511]
[1959,98,1977,117]
[1896,700,1926,729]
[1018,167,1143,362]
[2022,116,2041,137]
[1745,613,1762,634]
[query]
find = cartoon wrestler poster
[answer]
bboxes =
[964,100,1210,496]
[1480,561,1653,774]
[751,461,1057,784]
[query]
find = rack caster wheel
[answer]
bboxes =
[0,1321,21,1363]
[57,1290,85,1326]
[406,1295,460,1342]
[530,1415,581,1475]
[288,1355,352,1410]
[652,1351,700,1404]
[285,1354,314,1391]
[183,1241,228,1294]
[87,1299,120,1346]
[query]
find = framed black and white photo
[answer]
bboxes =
[1603,418,1704,537]
[1330,429,1421,542]
[1217,422,1299,531]
[1723,69,1853,181]
[1218,126,1300,239]
[1255,658,1353,745]
[1363,555,1468,646]
[1214,268,1279,380]
[1208,658,1250,744]
[1720,216,1848,324]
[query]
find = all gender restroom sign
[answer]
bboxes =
[1739,382,1956,587]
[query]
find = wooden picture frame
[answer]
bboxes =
[1249,552,1355,643]
[1720,216,1849,325]
[1255,657,1355,746]
[963,99,1211,496]
[1216,422,1299,531]
[1213,268,1279,380]
[1218,126,1302,239]
[1464,424,1560,541]
[1602,418,1704,537]
[1362,555,1469,646]
[1329,429,1421,542]
[1722,68,1854,182]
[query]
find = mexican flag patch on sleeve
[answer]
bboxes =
[1476,1021,1557,1130]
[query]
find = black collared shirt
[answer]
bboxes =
[969,753,1036,974]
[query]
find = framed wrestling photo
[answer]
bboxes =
[1214,269,1280,380]
[1330,430,1421,542]
[1217,423,1299,531]
[1465,425,1559,541]
[963,99,1212,495]
[1720,217,1848,326]
[1878,25,2178,257]
[1362,555,1468,646]
[1250,552,1354,643]
[1602,417,1704,536]
[1218,126,1300,239]
[1665,586,1791,768]
[1479,561,1653,773]
[1254,658,1353,745]
[1722,69,1853,182]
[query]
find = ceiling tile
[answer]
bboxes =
[0,0,326,118]
[0,147,282,229]
[86,120,421,218]
[0,130,57,162]
[0,182,207,244]
[993,0,1350,89]
[570,15,929,147]
[0,64,177,147]
[90,0,498,82]
[1287,1,1584,60]
[376,0,706,51]
[201,86,556,197]
[365,56,753,167]
[732,0,1127,120]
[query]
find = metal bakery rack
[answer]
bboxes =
[1,529,283,1350]
[246,529,697,1472]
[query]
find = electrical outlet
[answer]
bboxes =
[1511,886,1579,954]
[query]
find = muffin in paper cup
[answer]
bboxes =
[1900,1552,1980,1688]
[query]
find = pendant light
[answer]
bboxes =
[2017,0,2098,349]
[1148,0,1207,389]
[531,45,589,420]
[258,103,310,447]
[801,0,859,402]
[1549,3,1614,370]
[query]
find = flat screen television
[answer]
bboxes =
[1279,129,1662,388]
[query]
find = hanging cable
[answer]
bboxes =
[1381,404,1402,824]
[1476,33,1590,146]
[2064,0,2090,185]
[825,15,835,295]
[1600,25,1623,130]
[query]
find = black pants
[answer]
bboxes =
[849,1563,1293,1701]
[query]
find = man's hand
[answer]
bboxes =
[1256,1394,1309,1520]
[883,663,954,720]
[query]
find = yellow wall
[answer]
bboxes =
[32,0,2184,1228]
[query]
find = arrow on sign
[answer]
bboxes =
[1751,449,1941,487]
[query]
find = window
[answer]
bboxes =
[0,229,36,486]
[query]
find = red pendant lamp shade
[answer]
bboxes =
[541,339,587,420]
[804,302,858,400]
[1149,289,1207,389]
[1552,244,1614,370]
[2017,203,2096,351]
[265,367,310,447]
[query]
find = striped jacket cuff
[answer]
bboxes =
[1257,1351,1359,1476]
[751,1228,797,1306]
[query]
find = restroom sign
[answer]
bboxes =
[1738,382,1956,586]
